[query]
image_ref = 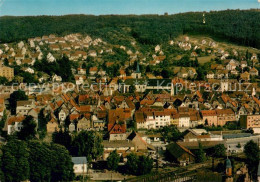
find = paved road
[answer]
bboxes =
[225,135,260,152]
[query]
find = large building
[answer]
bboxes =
[240,115,260,129]
[0,65,14,81]
[135,111,171,129]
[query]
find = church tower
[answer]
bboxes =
[131,62,142,79]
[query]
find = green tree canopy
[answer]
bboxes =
[71,130,104,161]
[107,150,120,171]
[9,89,28,114]
[17,115,37,140]
[244,140,259,176]
[1,139,30,181]
[195,143,206,163]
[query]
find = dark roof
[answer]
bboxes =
[166,142,194,159]
[226,158,232,168]
[147,79,172,87]
[223,133,252,139]
[135,62,141,73]
[72,157,87,165]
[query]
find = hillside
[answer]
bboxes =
[0,10,260,49]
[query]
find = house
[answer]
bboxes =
[166,142,195,166]
[49,44,60,51]
[108,110,127,140]
[89,67,98,75]
[226,59,238,71]
[201,110,218,126]
[135,111,171,129]
[16,100,35,115]
[178,114,190,128]
[58,108,69,122]
[216,109,236,126]
[0,65,14,81]
[206,71,215,79]
[102,140,135,160]
[75,75,86,85]
[88,50,97,57]
[249,67,259,77]
[72,157,87,175]
[241,61,247,69]
[52,74,62,82]
[240,115,260,129]
[92,114,105,130]
[22,67,35,74]
[240,72,250,81]
[46,117,59,133]
[127,131,152,151]
[78,68,86,75]
[7,115,25,135]
[77,117,92,131]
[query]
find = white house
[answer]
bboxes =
[52,74,62,82]
[22,67,35,74]
[178,114,190,128]
[47,53,56,63]
[16,100,35,115]
[72,157,87,175]
[136,111,171,129]
[7,116,25,135]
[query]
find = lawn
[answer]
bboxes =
[197,56,215,65]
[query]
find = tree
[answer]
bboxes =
[244,140,259,177]
[125,153,139,175]
[161,69,169,78]
[107,150,120,171]
[195,143,206,163]
[137,155,153,175]
[52,129,72,150]
[0,110,7,135]
[0,76,8,84]
[38,109,48,139]
[236,142,241,148]
[1,139,30,181]
[9,89,28,114]
[17,115,37,140]
[49,143,75,182]
[71,131,104,161]
[27,141,53,182]
[57,56,74,82]
[125,153,153,175]
[160,125,182,142]
[213,144,226,157]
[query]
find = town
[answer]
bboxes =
[0,31,260,182]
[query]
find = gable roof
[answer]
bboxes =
[167,142,195,159]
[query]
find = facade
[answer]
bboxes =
[201,110,218,126]
[216,109,236,126]
[240,115,260,129]
[0,65,14,81]
[179,114,190,128]
[16,100,35,115]
[135,111,171,129]
[7,116,25,135]
[72,157,87,175]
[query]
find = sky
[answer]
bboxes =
[0,0,259,16]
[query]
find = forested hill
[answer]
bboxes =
[1,9,260,48]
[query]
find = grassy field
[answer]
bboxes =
[198,55,215,65]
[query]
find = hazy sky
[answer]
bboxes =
[0,0,259,16]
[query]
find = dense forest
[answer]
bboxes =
[0,10,260,48]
